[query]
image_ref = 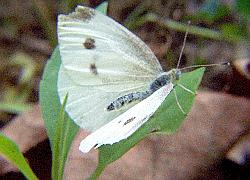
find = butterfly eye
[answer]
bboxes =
[176,70,181,80]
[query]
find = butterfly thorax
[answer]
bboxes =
[149,69,180,92]
[106,69,181,111]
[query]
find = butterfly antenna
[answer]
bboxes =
[176,21,191,69]
[180,62,230,71]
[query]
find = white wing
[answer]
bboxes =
[79,83,174,153]
[57,6,163,131]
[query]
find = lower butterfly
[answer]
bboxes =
[57,5,227,153]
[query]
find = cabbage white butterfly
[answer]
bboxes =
[57,5,226,153]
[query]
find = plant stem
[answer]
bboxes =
[126,13,237,43]
[31,0,56,47]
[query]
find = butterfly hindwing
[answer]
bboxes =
[79,83,174,153]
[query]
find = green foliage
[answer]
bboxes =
[10,53,37,85]
[235,0,250,18]
[96,1,108,14]
[31,0,57,47]
[126,1,249,43]
[0,102,31,113]
[0,133,38,180]
[51,94,73,180]
[40,2,206,179]
[190,0,250,42]
[39,48,79,179]
[0,52,35,114]
[39,2,108,179]
[40,48,74,146]
[90,68,205,179]
[220,23,249,42]
[197,0,231,23]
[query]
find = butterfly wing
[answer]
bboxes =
[79,83,174,153]
[58,66,148,131]
[57,6,163,131]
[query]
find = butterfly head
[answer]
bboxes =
[175,69,182,80]
[168,69,182,81]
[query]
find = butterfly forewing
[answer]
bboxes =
[57,6,163,131]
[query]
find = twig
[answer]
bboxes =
[126,13,237,43]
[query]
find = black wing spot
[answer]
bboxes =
[83,38,95,49]
[93,144,98,148]
[124,117,136,126]
[90,63,98,75]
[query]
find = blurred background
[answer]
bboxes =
[0,0,249,179]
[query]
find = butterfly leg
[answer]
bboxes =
[177,83,196,95]
[173,89,186,114]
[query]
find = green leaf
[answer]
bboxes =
[51,94,73,180]
[96,1,108,15]
[39,2,108,179]
[235,0,250,18]
[40,47,79,147]
[39,2,109,145]
[39,1,109,144]
[0,133,38,180]
[90,68,205,179]
[41,1,203,179]
[39,48,79,179]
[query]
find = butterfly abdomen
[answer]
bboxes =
[106,91,152,111]
[106,72,175,111]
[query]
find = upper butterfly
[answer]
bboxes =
[57,5,183,152]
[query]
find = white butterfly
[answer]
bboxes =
[57,5,192,153]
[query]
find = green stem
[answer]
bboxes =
[31,0,56,47]
[89,164,105,180]
[126,13,238,43]
[0,102,31,113]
